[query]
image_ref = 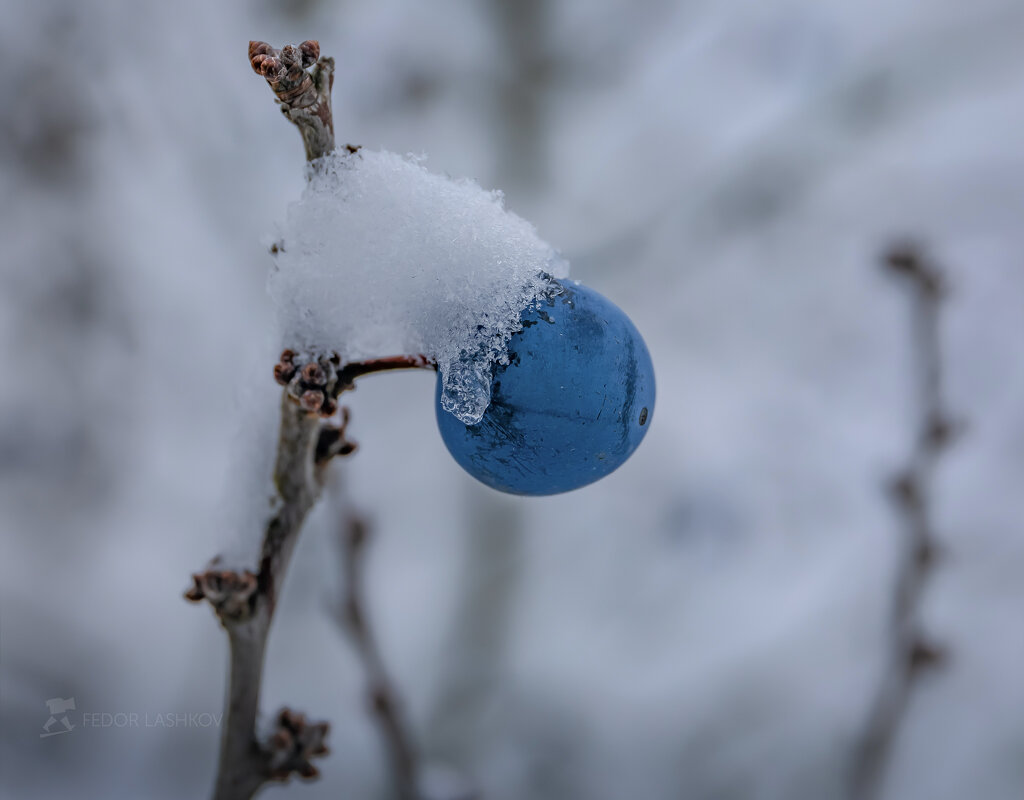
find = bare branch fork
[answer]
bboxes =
[849,243,961,800]
[185,40,435,800]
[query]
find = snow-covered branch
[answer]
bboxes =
[184,43,344,800]
[185,40,447,799]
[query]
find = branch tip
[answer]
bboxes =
[882,241,947,300]
[249,39,335,162]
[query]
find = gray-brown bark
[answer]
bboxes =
[187,41,441,800]
[248,40,335,162]
[186,43,342,800]
[187,379,337,800]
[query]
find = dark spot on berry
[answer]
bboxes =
[639,407,648,426]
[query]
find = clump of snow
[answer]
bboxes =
[269,148,569,423]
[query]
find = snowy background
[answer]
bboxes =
[2,0,1023,798]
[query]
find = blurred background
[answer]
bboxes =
[2,0,1023,798]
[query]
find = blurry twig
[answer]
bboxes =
[426,493,521,776]
[333,512,421,800]
[849,243,959,800]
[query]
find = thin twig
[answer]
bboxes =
[426,494,521,776]
[849,243,959,800]
[272,350,437,418]
[248,40,335,162]
[187,381,338,799]
[189,358,432,800]
[334,512,421,800]
[184,42,341,800]
[336,354,437,392]
[187,40,439,799]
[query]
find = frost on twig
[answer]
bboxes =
[849,242,960,800]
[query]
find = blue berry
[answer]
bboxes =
[436,278,655,495]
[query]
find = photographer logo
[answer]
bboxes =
[40,697,76,738]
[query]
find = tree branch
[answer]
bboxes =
[188,348,432,799]
[187,374,339,800]
[184,42,341,800]
[186,41,441,799]
[334,513,421,800]
[849,243,959,800]
[335,354,437,393]
[249,40,335,162]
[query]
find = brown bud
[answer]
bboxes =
[280,44,300,69]
[299,40,320,67]
[184,575,205,602]
[249,41,273,62]
[252,53,278,75]
[320,397,339,418]
[274,363,296,386]
[300,390,324,412]
[271,728,293,750]
[301,362,325,386]
[259,56,282,78]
